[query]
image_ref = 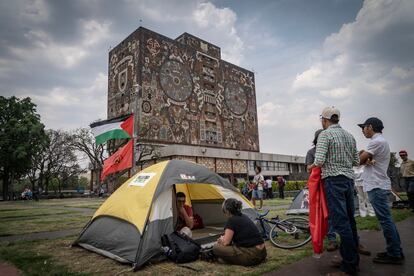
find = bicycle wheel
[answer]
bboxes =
[269,217,311,249]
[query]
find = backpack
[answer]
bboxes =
[161,231,201,263]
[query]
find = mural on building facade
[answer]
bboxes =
[108,28,259,152]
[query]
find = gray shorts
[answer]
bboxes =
[252,189,263,199]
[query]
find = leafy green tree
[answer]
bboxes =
[0,96,47,200]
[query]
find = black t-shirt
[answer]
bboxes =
[224,214,263,247]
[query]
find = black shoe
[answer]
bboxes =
[373,254,404,265]
[200,249,217,262]
[376,251,405,260]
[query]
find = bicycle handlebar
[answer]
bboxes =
[256,209,270,218]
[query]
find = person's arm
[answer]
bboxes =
[314,132,329,168]
[352,138,360,166]
[360,140,379,166]
[218,229,234,246]
[179,207,194,229]
[359,150,373,165]
[305,149,314,172]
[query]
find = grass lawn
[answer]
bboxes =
[0,199,93,237]
[0,197,412,275]
[262,197,293,207]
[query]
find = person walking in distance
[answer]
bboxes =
[399,150,414,212]
[277,176,286,199]
[251,166,264,210]
[265,177,273,199]
[309,106,360,275]
[359,117,404,264]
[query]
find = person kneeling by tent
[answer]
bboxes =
[212,198,266,266]
[176,192,194,238]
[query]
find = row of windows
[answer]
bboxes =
[248,160,288,171]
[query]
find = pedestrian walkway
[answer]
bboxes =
[268,215,414,276]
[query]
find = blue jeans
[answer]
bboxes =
[327,223,336,241]
[324,176,359,274]
[367,188,402,257]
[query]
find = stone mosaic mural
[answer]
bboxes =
[108,27,259,152]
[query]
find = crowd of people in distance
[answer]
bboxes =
[241,168,286,210]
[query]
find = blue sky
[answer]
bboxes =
[0,0,413,160]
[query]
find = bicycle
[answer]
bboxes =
[255,209,311,249]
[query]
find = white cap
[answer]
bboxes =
[321,106,340,119]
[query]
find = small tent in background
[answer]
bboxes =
[73,160,256,270]
[285,188,310,215]
[286,188,403,215]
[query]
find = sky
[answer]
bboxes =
[1,0,413,160]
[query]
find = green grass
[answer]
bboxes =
[0,215,90,236]
[0,208,73,219]
[0,241,88,276]
[398,192,408,201]
[355,208,413,231]
[263,197,293,207]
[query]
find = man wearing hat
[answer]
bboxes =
[311,107,360,275]
[399,150,414,212]
[306,129,338,251]
[358,117,404,264]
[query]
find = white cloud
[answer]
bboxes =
[190,2,244,64]
[20,72,107,129]
[8,19,111,69]
[292,0,414,97]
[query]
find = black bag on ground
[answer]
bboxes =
[161,231,201,263]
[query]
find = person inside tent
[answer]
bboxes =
[175,192,194,238]
[211,198,266,266]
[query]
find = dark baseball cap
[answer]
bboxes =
[358,117,384,131]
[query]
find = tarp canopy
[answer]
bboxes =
[73,160,255,270]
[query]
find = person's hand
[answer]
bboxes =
[179,207,187,216]
[365,158,376,166]
[217,235,224,245]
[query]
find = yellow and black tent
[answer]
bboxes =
[73,160,256,269]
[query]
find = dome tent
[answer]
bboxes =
[73,160,256,270]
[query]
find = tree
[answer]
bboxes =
[41,130,84,193]
[0,96,47,200]
[71,128,105,191]
[135,143,161,166]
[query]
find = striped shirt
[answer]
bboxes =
[314,124,359,179]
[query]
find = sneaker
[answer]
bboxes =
[327,241,338,252]
[373,254,403,265]
[376,251,405,260]
[358,244,371,256]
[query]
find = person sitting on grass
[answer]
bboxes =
[175,192,194,238]
[212,198,267,266]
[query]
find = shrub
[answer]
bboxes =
[272,180,307,192]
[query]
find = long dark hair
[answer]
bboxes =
[222,198,243,216]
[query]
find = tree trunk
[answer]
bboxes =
[2,170,10,201]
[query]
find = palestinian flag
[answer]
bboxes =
[90,114,134,145]
[101,140,133,181]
